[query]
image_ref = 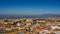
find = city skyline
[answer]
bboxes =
[0,0,60,15]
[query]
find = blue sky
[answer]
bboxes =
[0,0,60,15]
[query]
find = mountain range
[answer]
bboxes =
[0,14,60,18]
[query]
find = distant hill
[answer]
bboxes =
[0,14,60,18]
[39,14,60,18]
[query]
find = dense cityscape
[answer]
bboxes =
[0,0,60,34]
[0,18,60,34]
